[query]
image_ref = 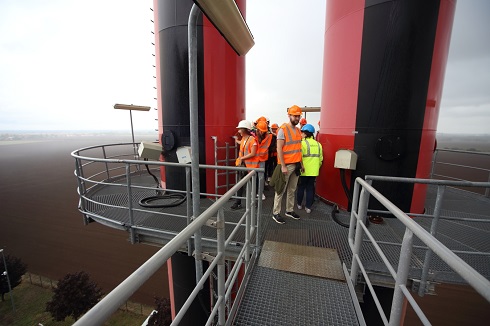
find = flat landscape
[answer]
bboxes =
[0,132,167,306]
[0,131,488,312]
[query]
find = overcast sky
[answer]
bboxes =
[0,0,488,134]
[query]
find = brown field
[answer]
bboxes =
[0,133,168,306]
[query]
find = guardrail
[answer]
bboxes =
[431,148,490,197]
[346,176,490,326]
[71,143,264,325]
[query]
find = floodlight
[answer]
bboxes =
[192,0,254,55]
[113,104,151,111]
[113,103,151,159]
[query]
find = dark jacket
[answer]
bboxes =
[269,164,286,194]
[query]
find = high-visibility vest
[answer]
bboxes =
[301,137,323,176]
[237,136,259,168]
[256,133,272,162]
[277,123,302,164]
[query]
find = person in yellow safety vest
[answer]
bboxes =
[272,105,304,224]
[231,120,258,210]
[255,120,272,200]
[296,123,323,214]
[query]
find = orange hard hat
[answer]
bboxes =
[256,121,268,132]
[300,118,307,125]
[318,120,321,126]
[287,105,302,116]
[256,116,267,123]
[271,123,279,129]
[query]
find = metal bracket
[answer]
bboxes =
[412,279,437,295]
[192,251,216,262]
[205,218,224,229]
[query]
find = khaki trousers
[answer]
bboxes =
[273,163,299,215]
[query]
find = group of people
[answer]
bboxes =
[232,105,323,225]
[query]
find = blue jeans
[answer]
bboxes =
[297,176,316,209]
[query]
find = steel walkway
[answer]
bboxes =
[76,172,490,325]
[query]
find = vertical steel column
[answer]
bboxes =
[188,3,203,283]
[217,208,226,325]
[389,228,414,325]
[126,164,136,244]
[418,185,446,296]
[350,186,370,285]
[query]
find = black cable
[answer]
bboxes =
[139,159,187,208]
[331,168,370,228]
[139,193,186,208]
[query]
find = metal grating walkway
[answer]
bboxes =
[232,266,360,326]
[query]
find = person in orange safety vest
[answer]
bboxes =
[272,105,304,224]
[255,120,272,200]
[231,120,258,210]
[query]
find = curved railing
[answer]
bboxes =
[431,148,490,197]
[71,142,265,325]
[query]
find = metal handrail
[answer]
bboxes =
[73,170,258,326]
[71,143,266,324]
[430,148,490,197]
[348,177,490,326]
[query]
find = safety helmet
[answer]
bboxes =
[300,118,307,125]
[236,120,252,130]
[301,123,315,133]
[256,121,268,132]
[287,105,302,116]
[271,123,279,129]
[256,116,267,123]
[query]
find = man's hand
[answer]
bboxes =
[281,164,288,175]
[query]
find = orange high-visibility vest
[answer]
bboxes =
[277,123,302,165]
[237,136,259,168]
[256,133,272,162]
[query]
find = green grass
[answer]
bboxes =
[0,281,151,326]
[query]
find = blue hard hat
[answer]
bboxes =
[301,123,315,133]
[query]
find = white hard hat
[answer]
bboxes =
[236,120,252,130]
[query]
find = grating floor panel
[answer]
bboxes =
[233,266,359,326]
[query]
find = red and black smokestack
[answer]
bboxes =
[317,0,456,213]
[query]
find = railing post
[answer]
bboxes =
[217,208,226,325]
[102,146,110,179]
[186,166,192,256]
[418,185,446,296]
[225,142,230,192]
[389,228,414,326]
[125,164,136,244]
[212,136,218,196]
[485,172,490,198]
[350,185,370,285]
[245,178,251,268]
[430,149,438,179]
[348,180,361,245]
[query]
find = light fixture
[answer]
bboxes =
[114,103,151,159]
[192,0,254,55]
[113,104,151,112]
